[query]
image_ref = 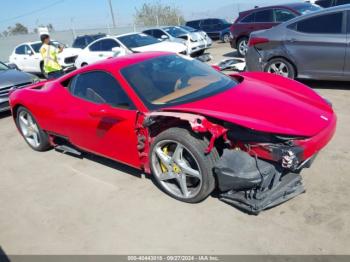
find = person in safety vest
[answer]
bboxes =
[39,34,64,79]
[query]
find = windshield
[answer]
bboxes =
[117,34,161,49]
[0,62,9,71]
[163,27,188,37]
[121,55,237,109]
[294,4,322,14]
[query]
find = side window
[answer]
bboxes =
[100,39,120,51]
[89,40,102,51]
[255,10,274,23]
[15,45,25,55]
[70,71,133,109]
[296,12,343,34]
[153,29,166,38]
[241,13,255,23]
[274,9,296,22]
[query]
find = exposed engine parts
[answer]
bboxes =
[214,150,305,215]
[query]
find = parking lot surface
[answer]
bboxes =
[0,42,349,255]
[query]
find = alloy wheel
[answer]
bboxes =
[223,34,230,43]
[267,62,289,77]
[18,111,41,148]
[238,39,248,56]
[152,140,203,199]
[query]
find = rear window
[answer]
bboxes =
[296,12,343,34]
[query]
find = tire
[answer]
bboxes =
[150,128,219,203]
[222,33,230,43]
[237,37,249,57]
[264,58,296,79]
[195,49,205,56]
[16,107,51,152]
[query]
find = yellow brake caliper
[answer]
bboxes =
[160,146,169,173]
[160,146,182,174]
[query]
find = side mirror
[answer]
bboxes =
[161,35,169,40]
[7,63,19,70]
[27,50,33,56]
[112,47,122,57]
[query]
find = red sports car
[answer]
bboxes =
[9,52,336,214]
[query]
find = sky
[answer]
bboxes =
[0,0,302,32]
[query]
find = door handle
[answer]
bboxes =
[89,108,124,120]
[287,38,297,43]
[98,54,104,57]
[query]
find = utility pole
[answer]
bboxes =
[108,0,116,28]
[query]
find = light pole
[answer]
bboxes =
[108,0,116,28]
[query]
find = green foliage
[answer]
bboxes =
[134,2,185,26]
[8,23,28,35]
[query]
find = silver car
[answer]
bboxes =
[143,26,207,56]
[246,4,350,81]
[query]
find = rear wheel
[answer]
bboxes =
[265,58,296,79]
[16,107,51,151]
[237,37,249,57]
[150,128,218,203]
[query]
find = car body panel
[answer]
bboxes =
[185,19,232,39]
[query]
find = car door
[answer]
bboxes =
[284,11,346,79]
[23,45,39,72]
[87,39,122,64]
[59,70,141,167]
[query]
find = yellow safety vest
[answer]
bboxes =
[40,44,62,73]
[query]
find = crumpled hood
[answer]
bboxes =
[164,72,335,137]
[133,42,187,54]
[0,69,35,89]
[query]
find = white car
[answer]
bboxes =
[179,25,213,50]
[74,33,187,69]
[143,26,208,56]
[9,41,81,74]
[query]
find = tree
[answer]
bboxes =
[134,2,185,26]
[8,23,28,35]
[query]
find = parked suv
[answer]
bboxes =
[230,2,321,56]
[185,18,232,40]
[315,0,350,7]
[246,5,349,81]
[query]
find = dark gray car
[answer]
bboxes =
[0,62,39,112]
[246,4,350,80]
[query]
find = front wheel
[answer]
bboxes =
[265,58,296,79]
[150,128,219,203]
[16,107,51,151]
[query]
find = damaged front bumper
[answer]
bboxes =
[215,150,306,215]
